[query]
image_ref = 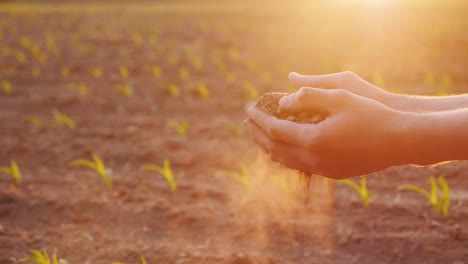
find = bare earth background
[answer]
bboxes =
[0,1,467,263]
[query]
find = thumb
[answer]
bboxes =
[279,87,348,113]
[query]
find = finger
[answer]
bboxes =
[247,107,313,146]
[289,71,355,89]
[279,87,348,113]
[244,120,316,173]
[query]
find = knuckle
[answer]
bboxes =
[331,88,351,102]
[337,71,358,86]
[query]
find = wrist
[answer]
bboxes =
[393,110,468,166]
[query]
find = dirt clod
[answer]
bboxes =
[255,92,326,124]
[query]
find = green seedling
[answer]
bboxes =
[1,160,21,184]
[245,59,257,71]
[2,46,11,56]
[89,67,102,79]
[167,119,189,137]
[60,67,70,78]
[66,83,87,96]
[119,66,129,78]
[131,32,144,46]
[195,83,209,99]
[166,84,180,97]
[23,115,43,128]
[398,175,450,216]
[216,165,250,190]
[18,249,65,264]
[224,72,235,84]
[168,53,181,66]
[1,80,12,95]
[338,176,372,207]
[52,109,76,129]
[111,257,146,264]
[113,84,133,97]
[243,81,258,100]
[32,68,40,77]
[16,51,26,63]
[189,56,203,70]
[179,67,190,80]
[152,66,162,78]
[141,158,177,191]
[69,153,112,187]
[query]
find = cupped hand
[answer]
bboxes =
[245,87,411,179]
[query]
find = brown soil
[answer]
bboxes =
[255,92,326,124]
[0,2,468,264]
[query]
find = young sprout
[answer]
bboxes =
[111,257,146,264]
[216,164,250,190]
[167,119,189,137]
[243,81,258,100]
[398,175,450,216]
[23,115,43,128]
[227,47,240,62]
[20,37,33,49]
[152,66,162,78]
[52,109,76,129]
[69,153,112,187]
[1,160,21,184]
[60,67,70,78]
[166,84,180,97]
[245,59,257,71]
[141,158,177,191]
[168,53,180,66]
[195,83,209,99]
[190,56,203,70]
[16,51,26,63]
[119,66,129,79]
[2,46,11,56]
[338,176,372,207]
[179,67,190,80]
[113,84,133,97]
[19,249,64,264]
[66,83,87,96]
[32,68,40,77]
[89,67,102,79]
[1,80,12,95]
[224,72,235,84]
[131,32,144,46]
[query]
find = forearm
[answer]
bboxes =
[396,109,468,166]
[390,93,468,113]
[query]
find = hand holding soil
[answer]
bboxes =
[246,73,468,179]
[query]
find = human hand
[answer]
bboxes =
[289,71,398,109]
[245,87,411,179]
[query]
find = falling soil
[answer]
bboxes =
[254,92,327,200]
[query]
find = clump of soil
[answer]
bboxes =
[255,92,326,124]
